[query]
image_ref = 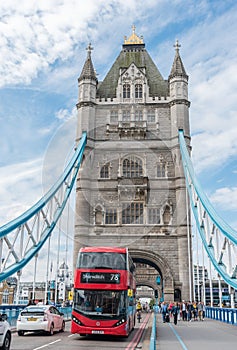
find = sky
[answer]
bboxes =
[0,0,237,282]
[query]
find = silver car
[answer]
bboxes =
[0,313,11,350]
[17,305,65,336]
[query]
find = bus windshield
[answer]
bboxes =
[77,252,126,270]
[73,289,127,319]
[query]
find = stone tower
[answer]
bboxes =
[74,27,192,302]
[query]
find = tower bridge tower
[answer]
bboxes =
[74,27,192,302]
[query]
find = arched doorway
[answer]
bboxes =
[129,249,175,302]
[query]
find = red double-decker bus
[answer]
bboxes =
[71,246,136,337]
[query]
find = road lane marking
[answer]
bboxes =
[33,339,61,350]
[126,313,150,350]
[169,323,188,350]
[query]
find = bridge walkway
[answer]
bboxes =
[151,313,237,350]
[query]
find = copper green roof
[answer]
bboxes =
[96,44,168,99]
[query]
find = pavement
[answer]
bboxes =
[153,312,237,350]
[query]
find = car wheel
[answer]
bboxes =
[49,324,54,336]
[1,332,11,350]
[60,321,65,332]
[17,330,24,336]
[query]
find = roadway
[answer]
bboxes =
[10,313,151,350]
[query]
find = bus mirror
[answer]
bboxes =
[128,289,133,297]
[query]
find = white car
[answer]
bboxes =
[17,305,65,336]
[0,313,11,350]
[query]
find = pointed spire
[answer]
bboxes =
[169,40,188,79]
[78,43,97,82]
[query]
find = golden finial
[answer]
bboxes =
[124,25,144,45]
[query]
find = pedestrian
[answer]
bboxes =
[187,301,193,322]
[161,302,168,323]
[181,300,187,321]
[202,302,206,320]
[171,302,179,325]
[197,301,203,321]
[192,302,198,321]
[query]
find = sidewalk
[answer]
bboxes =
[155,312,237,350]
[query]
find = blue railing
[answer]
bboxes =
[206,307,237,325]
[149,312,157,350]
[0,305,72,327]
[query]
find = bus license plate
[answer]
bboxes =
[92,330,104,334]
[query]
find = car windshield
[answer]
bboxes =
[73,289,127,319]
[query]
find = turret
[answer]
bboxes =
[76,43,97,141]
[78,43,97,104]
[169,40,190,138]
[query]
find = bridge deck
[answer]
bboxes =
[151,313,237,350]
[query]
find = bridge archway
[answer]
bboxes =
[129,249,175,302]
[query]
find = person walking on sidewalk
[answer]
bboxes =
[198,301,204,321]
[171,302,179,325]
[161,302,168,323]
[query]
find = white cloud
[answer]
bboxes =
[0,159,43,225]
[210,187,237,211]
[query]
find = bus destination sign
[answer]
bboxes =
[81,272,120,284]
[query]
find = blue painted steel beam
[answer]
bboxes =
[179,130,237,245]
[179,130,237,290]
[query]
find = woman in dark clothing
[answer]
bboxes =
[171,302,179,325]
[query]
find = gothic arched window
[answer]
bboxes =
[123,84,130,98]
[122,110,130,122]
[122,156,143,178]
[135,110,143,121]
[100,163,109,178]
[110,110,118,124]
[135,84,142,98]
[147,109,155,123]
[105,209,117,224]
[122,202,144,224]
[148,208,160,224]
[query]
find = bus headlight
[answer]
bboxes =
[115,318,126,327]
[72,316,84,326]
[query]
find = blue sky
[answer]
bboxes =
[0,1,237,280]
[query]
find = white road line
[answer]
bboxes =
[33,338,61,350]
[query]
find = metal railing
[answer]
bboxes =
[149,312,157,350]
[206,307,237,325]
